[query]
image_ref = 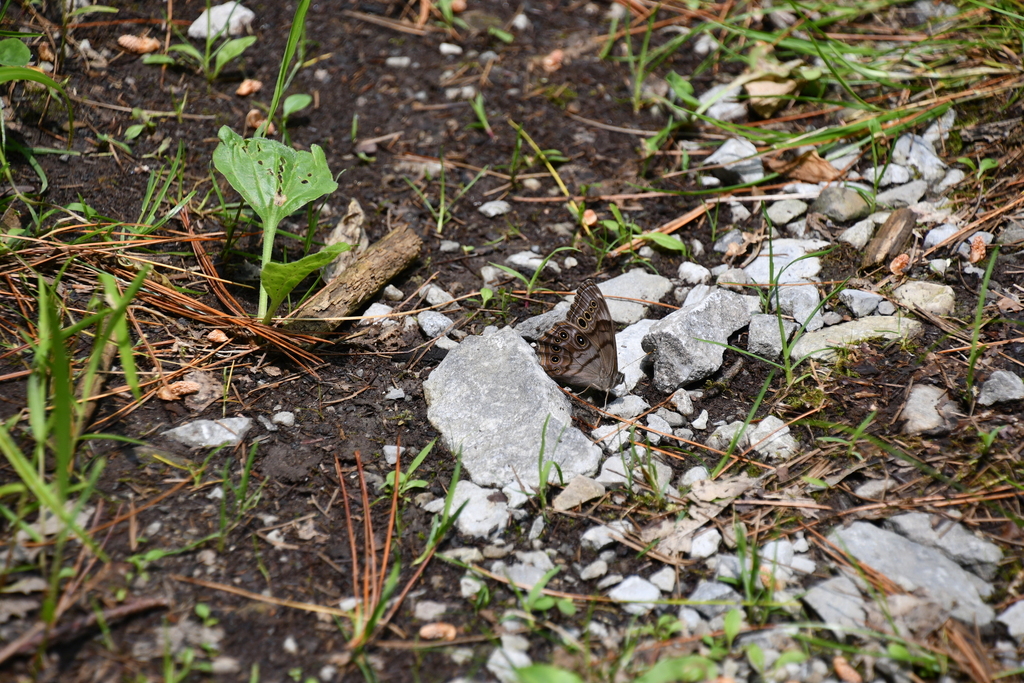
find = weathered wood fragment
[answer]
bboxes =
[861,207,917,269]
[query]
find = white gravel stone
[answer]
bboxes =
[479,200,512,217]
[188,2,254,38]
[607,576,661,615]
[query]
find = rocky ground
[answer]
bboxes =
[0,0,1022,682]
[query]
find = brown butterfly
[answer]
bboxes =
[536,279,623,393]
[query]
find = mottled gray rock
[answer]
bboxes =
[997,602,1024,644]
[863,164,911,187]
[505,251,560,275]
[839,289,883,317]
[360,302,394,326]
[479,200,512,217]
[188,1,254,38]
[678,261,712,285]
[688,581,742,619]
[744,239,830,285]
[491,550,555,589]
[924,223,960,250]
[592,425,633,453]
[642,287,753,391]
[935,168,966,193]
[649,566,676,593]
[583,270,672,324]
[893,281,955,316]
[838,219,874,249]
[802,574,867,636]
[423,480,507,537]
[582,520,633,551]
[748,415,798,461]
[892,134,947,186]
[877,300,897,315]
[998,221,1024,245]
[690,528,722,558]
[902,384,957,436]
[704,137,763,185]
[514,301,570,341]
[876,180,928,209]
[613,319,656,394]
[552,476,605,511]
[423,328,601,488]
[418,310,454,337]
[423,284,455,307]
[885,512,1003,580]
[713,229,745,254]
[767,199,808,226]
[978,370,1024,406]
[777,282,824,332]
[595,454,630,486]
[705,421,749,452]
[579,560,608,581]
[748,314,798,361]
[678,465,710,488]
[699,84,747,123]
[605,395,650,419]
[790,315,922,362]
[608,576,662,615]
[810,187,870,223]
[162,417,251,448]
[716,267,753,291]
[829,522,994,626]
[487,637,531,683]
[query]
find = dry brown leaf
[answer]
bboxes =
[38,42,55,63]
[995,292,1024,313]
[764,150,841,183]
[156,380,202,401]
[744,78,797,117]
[418,622,458,641]
[117,35,161,54]
[969,234,987,263]
[542,48,564,73]
[235,78,262,96]
[833,656,862,683]
[207,329,229,343]
[889,253,910,276]
[245,108,276,135]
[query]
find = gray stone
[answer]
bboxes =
[802,574,867,636]
[839,289,883,317]
[595,454,631,486]
[713,229,745,254]
[690,528,722,558]
[649,566,676,593]
[422,284,455,307]
[487,640,531,683]
[923,108,956,145]
[885,512,1003,580]
[790,315,923,362]
[838,219,874,250]
[691,410,709,430]
[744,239,830,285]
[605,395,650,419]
[669,389,694,416]
[716,267,752,291]
[612,319,656,394]
[385,56,411,68]
[678,466,710,488]
[162,417,252,448]
[514,301,570,341]
[998,221,1024,246]
[608,576,662,615]
[271,411,294,426]
[892,134,948,186]
[505,251,560,275]
[492,550,555,589]
[705,421,749,452]
[699,85,747,123]
[582,521,633,551]
[188,1,254,38]
[829,522,994,626]
[418,310,454,337]
[646,414,673,444]
[748,314,798,361]
[876,180,929,209]
[863,164,911,187]
[688,580,742,619]
[854,479,894,499]
[424,481,507,537]
[678,261,712,285]
[810,187,870,223]
[877,300,896,315]
[552,476,605,511]
[593,269,673,324]
[704,137,763,185]
[413,600,448,621]
[579,560,608,581]
[592,424,633,453]
[729,201,752,222]
[978,370,1024,406]
[766,199,808,226]
[997,602,1024,644]
[935,168,966,193]
[777,282,824,332]
[924,223,960,250]
[360,302,394,326]
[893,281,955,316]
[423,327,602,489]
[748,415,798,461]
[383,285,404,301]
[479,200,512,217]
[655,408,684,427]
[642,287,753,392]
[902,384,957,436]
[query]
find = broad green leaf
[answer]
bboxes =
[635,656,718,683]
[213,126,338,233]
[124,124,146,141]
[665,71,701,109]
[773,651,807,670]
[746,643,765,673]
[723,608,742,646]
[260,242,350,320]
[214,36,257,77]
[142,54,175,66]
[0,39,30,67]
[642,232,688,251]
[283,93,312,118]
[556,598,576,616]
[168,42,203,61]
[515,665,583,683]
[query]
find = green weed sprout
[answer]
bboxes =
[212,126,342,323]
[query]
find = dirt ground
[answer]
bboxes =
[1,0,1023,681]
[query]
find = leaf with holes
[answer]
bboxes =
[213,125,337,233]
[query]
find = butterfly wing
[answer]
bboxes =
[536,280,621,392]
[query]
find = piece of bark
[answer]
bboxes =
[281,223,422,336]
[861,207,917,270]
